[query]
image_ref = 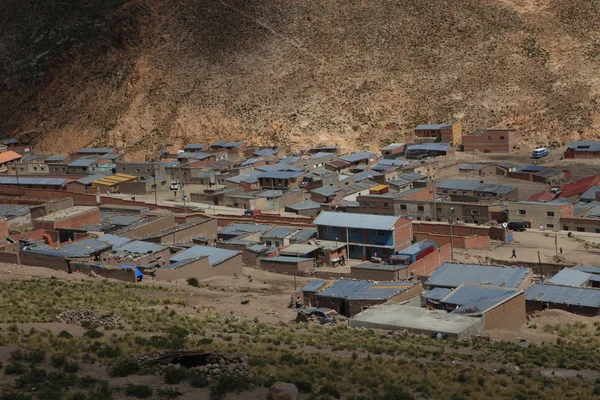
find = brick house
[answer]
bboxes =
[507,200,574,231]
[462,129,520,153]
[564,141,600,159]
[313,211,412,260]
[414,122,462,146]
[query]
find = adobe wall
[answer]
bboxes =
[483,293,526,330]
[19,252,67,271]
[0,251,18,264]
[349,267,406,281]
[259,258,314,276]
[526,302,600,317]
[152,219,219,244]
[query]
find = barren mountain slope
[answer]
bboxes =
[0,0,599,159]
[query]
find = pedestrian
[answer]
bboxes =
[295,296,303,309]
[174,190,177,197]
[511,248,517,258]
[131,196,136,201]
[560,247,563,254]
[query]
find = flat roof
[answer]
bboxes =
[35,206,98,222]
[24,239,112,258]
[170,245,240,266]
[526,284,600,308]
[261,256,315,263]
[350,303,483,339]
[351,263,408,271]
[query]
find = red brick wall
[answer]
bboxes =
[394,219,413,250]
[414,232,488,249]
[564,151,600,159]
[464,235,490,249]
[408,243,452,277]
[401,187,435,201]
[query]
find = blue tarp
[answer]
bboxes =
[119,264,143,278]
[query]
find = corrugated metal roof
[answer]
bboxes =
[311,186,339,196]
[278,244,320,255]
[24,239,112,258]
[314,211,401,231]
[406,143,451,151]
[289,228,317,242]
[415,123,454,130]
[0,139,19,145]
[258,189,284,198]
[301,279,328,292]
[97,234,132,247]
[75,174,109,185]
[183,144,207,151]
[399,173,427,182]
[317,279,415,301]
[395,240,436,257]
[44,155,68,162]
[161,258,204,270]
[381,143,405,151]
[573,265,600,275]
[254,149,278,156]
[310,152,335,159]
[351,263,407,271]
[0,177,69,186]
[443,285,522,315]
[422,287,452,301]
[378,159,409,166]
[567,141,600,152]
[526,284,600,308]
[219,223,272,236]
[426,263,530,288]
[170,245,240,266]
[547,268,592,287]
[353,170,383,181]
[258,171,304,179]
[579,186,600,202]
[0,151,22,164]
[246,244,270,253]
[262,226,297,239]
[437,179,481,191]
[0,204,31,217]
[93,173,136,185]
[113,240,168,256]
[177,152,213,160]
[256,164,304,172]
[338,152,377,163]
[286,200,321,211]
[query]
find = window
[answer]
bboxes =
[370,202,376,208]
[383,202,389,208]
[360,202,367,208]
[471,210,480,215]
[327,226,334,234]
[518,209,526,216]
[500,136,505,140]
[33,167,37,171]
[121,168,126,171]
[376,230,385,237]
[595,229,600,233]
[135,169,140,172]
[547,224,554,229]
[442,190,448,194]
[546,211,555,217]
[487,136,492,140]
[400,205,407,210]
[145,169,150,172]
[436,207,442,212]
[563,226,569,231]
[417,206,424,211]
[577,227,585,232]
[266,241,272,246]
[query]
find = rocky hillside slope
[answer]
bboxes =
[1,0,599,159]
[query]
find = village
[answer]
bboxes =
[0,123,599,341]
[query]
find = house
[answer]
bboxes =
[217,223,272,241]
[526,284,600,316]
[177,152,216,166]
[116,162,166,181]
[405,144,456,161]
[0,151,23,172]
[337,152,377,167]
[308,145,340,155]
[67,158,99,175]
[313,211,412,260]
[425,263,532,290]
[436,178,518,201]
[414,122,462,146]
[156,246,242,281]
[380,143,406,158]
[260,226,298,247]
[302,279,422,318]
[558,175,600,200]
[426,284,526,330]
[208,141,247,160]
[258,170,305,189]
[91,174,138,194]
[258,256,315,276]
[285,200,322,217]
[33,206,100,232]
[564,141,600,159]
[0,177,69,190]
[350,263,409,281]
[507,200,574,231]
[547,268,600,288]
[508,165,568,184]
[462,129,520,153]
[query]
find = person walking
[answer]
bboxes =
[511,248,517,258]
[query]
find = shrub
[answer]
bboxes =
[187,278,199,287]
[319,383,341,399]
[210,375,251,399]
[64,361,80,373]
[157,388,182,398]
[124,384,153,398]
[5,362,26,375]
[51,354,67,368]
[164,368,188,384]
[108,359,140,377]
[190,375,210,388]
[58,330,74,339]
[83,329,103,339]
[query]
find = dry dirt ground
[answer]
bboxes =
[1,0,599,159]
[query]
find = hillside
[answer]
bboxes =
[1,0,599,159]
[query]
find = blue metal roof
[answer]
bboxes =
[352,170,383,181]
[317,280,415,301]
[301,279,327,292]
[0,177,69,186]
[290,228,317,242]
[314,211,401,231]
[177,152,213,160]
[426,263,530,289]
[286,200,321,211]
[262,226,297,239]
[406,143,451,151]
[258,171,304,179]
[547,268,592,287]
[351,263,407,271]
[170,246,240,266]
[415,123,454,130]
[0,139,19,145]
[422,287,452,301]
[338,152,377,163]
[526,284,600,308]
[68,158,98,167]
[113,240,167,256]
[573,265,600,275]
[24,239,112,258]
[443,285,522,314]
[580,186,600,202]
[256,163,305,172]
[567,141,600,152]
[97,234,132,247]
[395,240,436,257]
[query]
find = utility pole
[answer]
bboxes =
[554,234,558,256]
[449,207,455,261]
[152,163,158,207]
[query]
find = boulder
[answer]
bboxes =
[268,382,299,400]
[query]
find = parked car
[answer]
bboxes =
[295,308,346,324]
[507,221,527,232]
[244,209,262,216]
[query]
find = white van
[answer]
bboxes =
[531,147,549,159]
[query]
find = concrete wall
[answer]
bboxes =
[483,292,526,330]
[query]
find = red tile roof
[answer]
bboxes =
[0,150,22,165]
[529,191,556,202]
[559,175,600,199]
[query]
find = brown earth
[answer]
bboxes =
[0,0,599,160]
